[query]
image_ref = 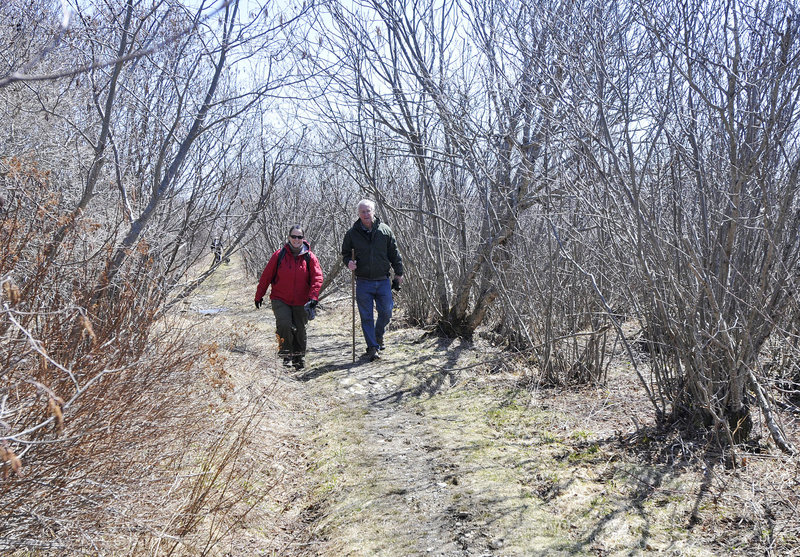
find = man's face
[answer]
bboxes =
[358,204,374,228]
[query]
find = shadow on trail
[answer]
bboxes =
[375,364,455,404]
[376,336,477,404]
[565,462,670,555]
[295,360,361,382]
[438,432,693,555]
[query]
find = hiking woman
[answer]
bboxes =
[254,225,323,370]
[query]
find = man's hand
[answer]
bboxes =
[348,260,357,271]
[392,276,404,291]
[254,299,262,309]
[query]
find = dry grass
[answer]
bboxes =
[0,164,316,555]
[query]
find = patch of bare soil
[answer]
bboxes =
[186,259,800,556]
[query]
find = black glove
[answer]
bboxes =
[254,299,262,309]
[304,299,317,320]
[391,277,401,291]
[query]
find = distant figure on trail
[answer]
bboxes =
[211,237,223,264]
[254,225,323,370]
[211,236,229,264]
[341,199,404,362]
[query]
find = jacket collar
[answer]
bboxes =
[284,240,310,256]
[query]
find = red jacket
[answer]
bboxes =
[255,242,323,306]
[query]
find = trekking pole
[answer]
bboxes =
[351,249,356,362]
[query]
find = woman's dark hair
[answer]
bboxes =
[288,224,303,236]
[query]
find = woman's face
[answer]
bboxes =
[289,229,304,249]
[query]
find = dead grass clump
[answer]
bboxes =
[0,158,275,553]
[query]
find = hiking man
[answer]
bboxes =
[341,199,404,361]
[255,225,323,370]
[211,237,222,264]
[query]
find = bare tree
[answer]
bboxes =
[0,0,323,549]
[547,0,800,451]
[313,0,569,338]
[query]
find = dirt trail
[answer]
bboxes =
[298,315,496,556]
[189,260,501,555]
[186,259,787,556]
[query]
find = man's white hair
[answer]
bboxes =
[357,198,375,211]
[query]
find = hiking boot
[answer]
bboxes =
[282,357,292,368]
[376,336,385,351]
[365,346,380,362]
[292,356,305,370]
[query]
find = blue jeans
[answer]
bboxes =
[356,277,393,349]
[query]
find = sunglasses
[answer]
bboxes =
[290,234,304,239]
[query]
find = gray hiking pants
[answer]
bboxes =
[271,299,308,356]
